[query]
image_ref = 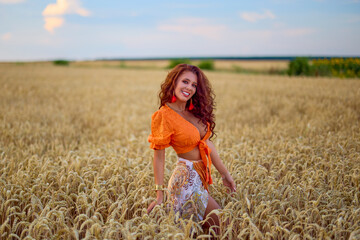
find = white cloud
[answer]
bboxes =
[1,32,12,40]
[240,10,275,23]
[0,0,25,4]
[42,0,90,33]
[43,0,90,17]
[44,17,65,33]
[119,21,320,58]
[157,18,227,40]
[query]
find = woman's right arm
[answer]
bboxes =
[147,149,165,214]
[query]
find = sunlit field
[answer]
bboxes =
[70,59,289,72]
[1,63,359,239]
[214,60,288,71]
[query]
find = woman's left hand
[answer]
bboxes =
[221,172,236,193]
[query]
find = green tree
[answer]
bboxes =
[53,60,70,66]
[288,57,311,76]
[167,59,191,69]
[198,60,214,70]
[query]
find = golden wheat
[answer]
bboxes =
[0,63,359,239]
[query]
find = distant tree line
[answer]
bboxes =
[52,57,359,78]
[53,60,70,66]
[288,57,360,78]
[168,59,214,70]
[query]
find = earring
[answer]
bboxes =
[171,95,177,103]
[189,98,194,110]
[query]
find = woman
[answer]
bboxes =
[147,64,236,230]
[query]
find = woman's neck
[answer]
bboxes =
[167,101,186,112]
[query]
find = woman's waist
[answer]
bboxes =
[177,157,205,170]
[176,146,202,160]
[178,157,202,163]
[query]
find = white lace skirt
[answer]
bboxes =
[167,158,209,222]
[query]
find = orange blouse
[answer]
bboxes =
[148,104,213,186]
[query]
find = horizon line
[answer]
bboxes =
[1,55,360,63]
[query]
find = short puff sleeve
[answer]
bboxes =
[148,110,173,150]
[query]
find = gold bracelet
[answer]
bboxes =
[154,184,165,191]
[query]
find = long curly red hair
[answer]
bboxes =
[158,63,216,139]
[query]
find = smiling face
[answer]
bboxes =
[174,71,197,103]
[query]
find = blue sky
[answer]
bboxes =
[0,0,359,61]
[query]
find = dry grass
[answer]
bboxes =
[72,60,169,69]
[64,59,289,72]
[0,63,359,239]
[214,60,289,71]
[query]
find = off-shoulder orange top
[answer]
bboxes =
[148,104,213,185]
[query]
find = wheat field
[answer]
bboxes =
[0,63,359,239]
[70,59,289,72]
